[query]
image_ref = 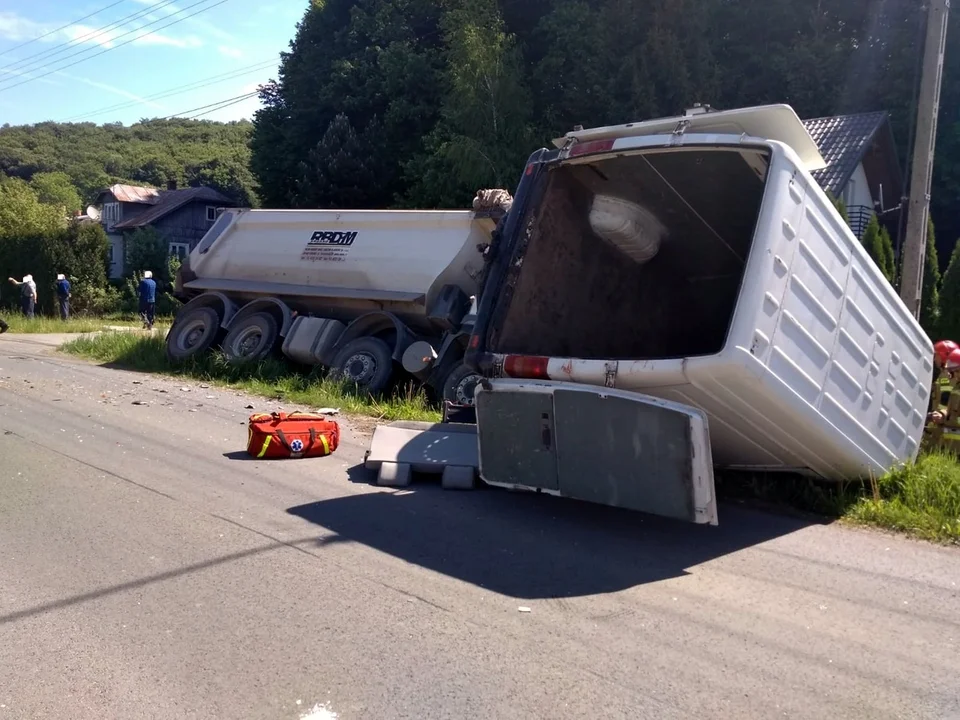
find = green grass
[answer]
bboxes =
[720,453,960,544]
[60,330,440,423]
[844,452,960,543]
[3,314,171,334]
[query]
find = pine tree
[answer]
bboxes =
[878,225,896,282]
[295,113,379,209]
[920,216,942,337]
[939,238,960,342]
[861,214,894,283]
[828,192,850,225]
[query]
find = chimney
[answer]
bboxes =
[167,179,177,191]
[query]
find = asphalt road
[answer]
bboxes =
[1,333,959,720]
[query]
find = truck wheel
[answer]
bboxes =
[441,362,482,406]
[222,313,278,364]
[166,306,220,361]
[331,337,394,395]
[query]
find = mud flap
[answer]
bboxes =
[475,379,718,525]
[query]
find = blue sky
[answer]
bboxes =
[0,0,305,126]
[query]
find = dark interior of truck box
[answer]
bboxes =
[489,146,770,360]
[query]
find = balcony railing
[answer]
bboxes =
[847,205,873,240]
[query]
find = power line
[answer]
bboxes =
[0,0,131,59]
[187,94,259,120]
[162,90,259,120]
[0,0,231,94]
[60,57,278,121]
[0,0,181,75]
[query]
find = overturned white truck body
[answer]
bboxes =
[467,104,934,483]
[170,200,508,402]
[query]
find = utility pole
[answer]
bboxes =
[900,0,950,318]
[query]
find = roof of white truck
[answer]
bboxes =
[552,104,827,172]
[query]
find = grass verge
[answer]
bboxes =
[719,452,960,544]
[3,314,171,334]
[60,330,440,423]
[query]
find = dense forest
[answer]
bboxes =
[251,0,960,268]
[0,119,258,208]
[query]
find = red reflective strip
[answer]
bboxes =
[568,139,615,157]
[469,333,480,349]
[503,355,550,379]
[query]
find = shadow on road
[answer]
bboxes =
[288,464,818,599]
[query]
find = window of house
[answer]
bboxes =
[103,202,121,226]
[206,206,219,222]
[169,242,190,260]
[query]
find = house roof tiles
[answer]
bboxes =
[801,111,889,196]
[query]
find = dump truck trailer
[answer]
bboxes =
[169,195,510,401]
[465,104,933,482]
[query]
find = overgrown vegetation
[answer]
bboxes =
[0,119,256,208]
[60,332,440,423]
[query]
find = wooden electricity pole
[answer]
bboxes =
[900,0,950,318]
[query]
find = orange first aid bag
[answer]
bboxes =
[246,411,340,459]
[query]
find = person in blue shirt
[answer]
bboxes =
[138,270,158,330]
[56,274,71,321]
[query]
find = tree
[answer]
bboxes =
[939,238,960,342]
[30,171,82,214]
[878,225,896,283]
[403,0,533,207]
[294,113,380,209]
[920,216,942,337]
[0,175,64,239]
[861,214,895,283]
[124,227,171,285]
[828,192,849,225]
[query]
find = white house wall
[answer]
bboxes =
[843,163,874,209]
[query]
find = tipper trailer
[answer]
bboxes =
[169,193,512,403]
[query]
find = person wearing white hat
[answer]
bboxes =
[138,270,157,330]
[55,273,72,321]
[7,274,37,319]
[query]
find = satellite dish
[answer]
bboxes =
[86,205,101,221]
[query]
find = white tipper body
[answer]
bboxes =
[525,105,934,480]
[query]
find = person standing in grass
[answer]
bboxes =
[138,270,157,331]
[56,274,71,321]
[7,275,37,319]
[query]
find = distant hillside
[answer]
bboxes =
[0,118,258,208]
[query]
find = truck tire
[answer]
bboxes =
[166,306,220,361]
[330,337,394,395]
[441,362,482,407]
[222,312,279,364]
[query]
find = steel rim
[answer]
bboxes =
[232,326,264,357]
[454,373,480,405]
[178,319,208,351]
[343,353,375,383]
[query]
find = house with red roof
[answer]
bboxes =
[91,180,237,278]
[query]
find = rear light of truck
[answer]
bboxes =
[503,355,550,379]
[568,139,615,157]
